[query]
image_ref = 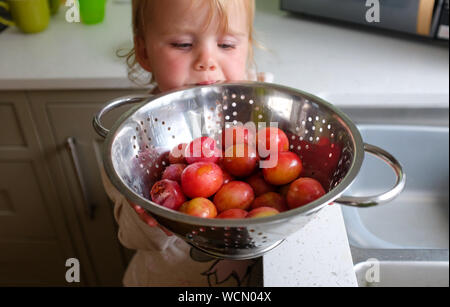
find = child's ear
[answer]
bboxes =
[134,36,152,73]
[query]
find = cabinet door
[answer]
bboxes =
[29,90,147,286]
[0,92,81,286]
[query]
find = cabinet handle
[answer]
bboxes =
[65,137,96,220]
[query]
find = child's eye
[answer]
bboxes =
[218,43,235,50]
[171,43,192,49]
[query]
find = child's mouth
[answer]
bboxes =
[196,80,218,85]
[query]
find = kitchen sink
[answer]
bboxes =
[340,107,449,287]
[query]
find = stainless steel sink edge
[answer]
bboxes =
[350,246,449,264]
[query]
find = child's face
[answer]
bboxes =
[136,0,250,92]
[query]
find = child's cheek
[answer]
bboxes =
[157,53,190,90]
[224,54,248,81]
[166,54,189,74]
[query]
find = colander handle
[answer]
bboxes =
[334,143,406,208]
[93,94,151,138]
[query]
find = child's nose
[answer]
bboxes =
[194,51,217,71]
[196,62,216,71]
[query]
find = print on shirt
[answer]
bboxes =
[189,247,257,287]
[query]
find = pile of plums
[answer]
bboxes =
[149,126,326,219]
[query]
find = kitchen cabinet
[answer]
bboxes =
[0,91,75,285]
[0,89,146,286]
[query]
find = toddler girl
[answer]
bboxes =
[101,0,269,286]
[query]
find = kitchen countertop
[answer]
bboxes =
[262,204,357,287]
[0,0,448,287]
[254,1,449,108]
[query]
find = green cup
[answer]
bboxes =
[78,0,106,25]
[8,0,50,33]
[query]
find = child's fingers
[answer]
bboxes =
[128,200,173,236]
[129,201,158,227]
[130,202,145,214]
[140,211,158,227]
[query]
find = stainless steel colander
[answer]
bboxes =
[93,82,405,260]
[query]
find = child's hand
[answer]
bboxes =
[129,201,173,236]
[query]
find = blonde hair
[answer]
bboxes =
[118,0,257,87]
